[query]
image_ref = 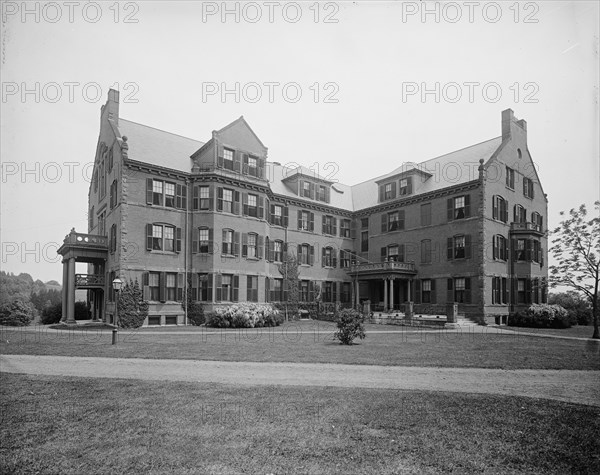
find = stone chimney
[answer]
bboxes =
[101,88,120,126]
[501,109,514,141]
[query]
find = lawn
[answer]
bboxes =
[1,373,598,474]
[505,325,598,339]
[1,321,599,370]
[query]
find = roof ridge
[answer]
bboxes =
[119,118,203,143]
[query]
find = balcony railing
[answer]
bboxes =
[510,222,543,234]
[75,274,105,288]
[63,231,108,248]
[349,261,416,274]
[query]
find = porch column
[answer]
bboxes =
[407,279,412,302]
[354,278,360,308]
[60,260,68,322]
[389,278,394,311]
[383,278,388,312]
[66,257,76,324]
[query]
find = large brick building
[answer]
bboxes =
[58,89,548,326]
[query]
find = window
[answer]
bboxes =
[506,166,515,189]
[422,279,432,303]
[447,235,471,260]
[523,177,534,198]
[381,244,404,262]
[491,277,505,305]
[110,224,117,253]
[514,205,527,223]
[340,219,351,238]
[302,181,312,198]
[448,195,470,220]
[108,146,113,172]
[361,218,369,229]
[93,170,98,193]
[421,203,431,226]
[215,274,239,302]
[298,211,314,231]
[148,272,160,301]
[515,239,526,261]
[323,281,334,303]
[493,235,508,261]
[99,159,106,199]
[98,212,105,236]
[341,283,351,303]
[89,206,94,230]
[164,182,175,208]
[532,212,543,231]
[533,240,541,263]
[272,205,283,226]
[517,279,527,304]
[222,229,234,255]
[242,193,258,218]
[316,185,330,202]
[245,233,257,258]
[196,227,212,254]
[149,224,177,252]
[399,177,412,195]
[222,188,233,213]
[163,226,174,252]
[493,195,508,222]
[247,275,258,302]
[382,210,405,232]
[152,180,163,206]
[166,273,177,301]
[247,155,258,177]
[340,249,351,268]
[196,273,212,302]
[272,279,283,302]
[273,240,283,262]
[298,244,313,265]
[199,186,210,210]
[380,182,396,201]
[322,215,337,235]
[223,148,234,170]
[110,180,117,209]
[361,231,369,252]
[322,247,336,267]
[448,277,471,303]
[421,239,431,264]
[221,275,232,301]
[300,281,310,302]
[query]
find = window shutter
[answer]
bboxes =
[332,218,337,236]
[399,210,405,230]
[146,224,153,251]
[332,250,337,268]
[447,237,453,260]
[513,205,518,222]
[208,185,214,210]
[333,282,338,303]
[246,275,251,299]
[381,247,387,262]
[492,236,497,260]
[525,278,532,304]
[447,278,453,303]
[465,235,472,259]
[503,200,508,223]
[242,192,248,215]
[233,275,239,302]
[192,273,199,301]
[283,206,289,227]
[297,210,302,230]
[176,184,186,209]
[146,178,153,204]
[431,279,437,304]
[233,191,241,215]
[159,272,166,303]
[407,177,413,194]
[526,239,533,261]
[325,186,330,203]
[464,195,471,218]
[309,245,315,265]
[192,228,198,253]
[268,203,274,224]
[309,212,315,231]
[215,274,222,301]
[257,235,264,259]
[415,280,421,304]
[265,277,270,302]
[176,227,182,253]
[321,247,326,267]
[258,196,264,219]
[399,244,405,262]
[447,198,454,221]
[233,232,240,257]
[350,220,356,239]
[266,238,273,262]
[379,185,385,202]
[192,186,199,210]
[465,278,471,304]
[177,273,184,301]
[523,177,527,196]
[240,152,247,174]
[322,215,327,234]
[207,274,213,302]
[242,233,248,257]
[217,144,224,167]
[309,281,315,301]
[217,187,223,211]
[492,196,498,220]
[381,213,388,233]
[208,228,214,254]
[391,181,397,198]
[257,157,265,179]
[142,272,150,301]
[310,182,315,200]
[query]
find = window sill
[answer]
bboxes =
[246,257,260,261]
[149,250,178,255]
[220,254,238,259]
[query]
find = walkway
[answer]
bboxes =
[1,355,598,407]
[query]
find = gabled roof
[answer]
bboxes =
[216,116,267,150]
[118,119,204,173]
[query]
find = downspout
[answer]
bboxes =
[184,177,189,325]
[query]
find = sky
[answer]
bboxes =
[1,0,598,283]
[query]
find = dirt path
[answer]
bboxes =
[2,354,598,407]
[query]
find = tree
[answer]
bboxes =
[117,279,149,328]
[0,299,37,326]
[278,251,300,320]
[334,309,366,345]
[549,291,592,325]
[549,202,600,339]
[184,274,204,326]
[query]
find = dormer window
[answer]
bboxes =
[399,177,413,195]
[223,148,234,170]
[302,181,312,198]
[247,155,258,177]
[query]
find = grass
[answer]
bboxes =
[1,372,599,474]
[505,325,598,339]
[1,321,599,370]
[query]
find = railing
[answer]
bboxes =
[510,222,542,233]
[75,274,105,287]
[63,231,108,247]
[349,261,416,273]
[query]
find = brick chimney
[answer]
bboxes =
[501,108,514,140]
[101,88,120,126]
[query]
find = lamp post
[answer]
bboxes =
[112,277,123,345]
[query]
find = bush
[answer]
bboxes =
[117,279,149,329]
[0,299,36,326]
[510,304,572,329]
[41,302,62,324]
[187,302,205,326]
[549,292,592,325]
[206,303,282,328]
[75,301,90,320]
[334,309,366,345]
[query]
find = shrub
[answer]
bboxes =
[549,292,592,325]
[74,301,90,320]
[41,302,62,324]
[334,308,366,345]
[206,303,282,328]
[187,302,205,326]
[510,304,572,329]
[117,279,149,329]
[0,299,36,326]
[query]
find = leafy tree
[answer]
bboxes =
[30,288,61,313]
[278,251,300,320]
[549,202,600,339]
[0,299,37,326]
[117,278,149,328]
[549,291,592,325]
[41,302,62,324]
[334,309,366,345]
[184,274,204,326]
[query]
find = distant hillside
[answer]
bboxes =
[45,280,62,291]
[0,271,61,304]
